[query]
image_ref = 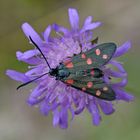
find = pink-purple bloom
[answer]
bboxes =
[6,8,134,129]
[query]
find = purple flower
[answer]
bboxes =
[6,8,134,129]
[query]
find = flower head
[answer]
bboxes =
[6,8,134,129]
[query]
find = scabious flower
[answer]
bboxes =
[6,8,134,129]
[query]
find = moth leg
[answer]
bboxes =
[91,37,98,45]
[108,76,112,80]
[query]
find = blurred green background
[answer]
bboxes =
[1,0,140,140]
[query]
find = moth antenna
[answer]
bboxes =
[17,72,49,90]
[29,36,51,70]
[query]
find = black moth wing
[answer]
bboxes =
[60,43,117,101]
[63,77,116,101]
[63,68,102,82]
[63,43,116,72]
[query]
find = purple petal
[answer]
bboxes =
[81,22,101,33]
[114,41,131,57]
[53,109,60,127]
[110,60,126,73]
[16,50,39,60]
[74,97,85,114]
[87,100,101,126]
[16,51,41,64]
[114,88,134,102]
[22,22,43,47]
[52,24,69,34]
[103,74,110,83]
[29,83,47,98]
[59,107,68,129]
[79,31,93,46]
[68,8,79,30]
[83,16,93,26]
[92,107,101,126]
[28,81,51,106]
[27,96,45,106]
[44,25,51,42]
[48,92,59,104]
[40,101,59,116]
[69,106,75,120]
[40,102,50,116]
[6,70,29,82]
[112,78,128,87]
[25,66,44,76]
[105,69,127,78]
[98,100,115,115]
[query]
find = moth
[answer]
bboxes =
[17,36,117,101]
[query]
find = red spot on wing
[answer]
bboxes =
[96,90,101,96]
[102,54,108,59]
[65,62,74,68]
[65,79,74,85]
[103,87,108,91]
[82,87,86,91]
[90,69,94,76]
[86,58,92,65]
[95,49,101,55]
[87,82,93,88]
[81,53,86,59]
[64,59,71,65]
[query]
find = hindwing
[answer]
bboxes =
[63,76,115,101]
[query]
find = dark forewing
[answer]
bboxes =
[63,43,116,72]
